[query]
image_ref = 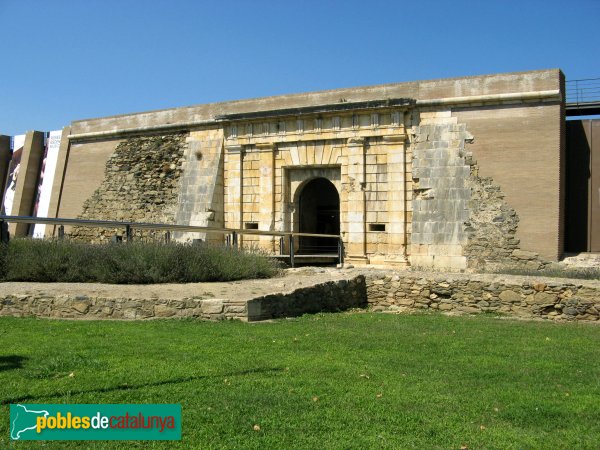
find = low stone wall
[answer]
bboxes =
[2,270,599,323]
[0,276,367,322]
[365,271,600,322]
[0,294,234,321]
[247,276,367,321]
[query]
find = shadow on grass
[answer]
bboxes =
[0,355,27,372]
[1,366,284,405]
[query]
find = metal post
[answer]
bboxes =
[125,224,133,242]
[279,236,284,255]
[232,231,238,249]
[225,234,230,247]
[289,234,295,268]
[58,225,65,240]
[165,231,171,243]
[0,220,9,244]
[338,237,344,265]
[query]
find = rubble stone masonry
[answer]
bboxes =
[70,133,187,241]
[366,271,600,322]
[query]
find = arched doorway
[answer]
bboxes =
[297,177,340,253]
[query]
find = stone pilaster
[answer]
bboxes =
[224,144,243,233]
[10,131,45,237]
[257,143,275,251]
[174,129,224,243]
[344,137,368,263]
[409,112,470,270]
[381,135,409,266]
[46,127,71,236]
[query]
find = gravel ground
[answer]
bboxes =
[0,267,356,300]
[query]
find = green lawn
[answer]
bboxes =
[1,313,599,449]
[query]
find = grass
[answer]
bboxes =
[1,313,599,449]
[0,239,280,283]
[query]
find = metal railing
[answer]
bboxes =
[0,215,343,268]
[566,78,600,106]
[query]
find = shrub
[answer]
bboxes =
[1,239,281,283]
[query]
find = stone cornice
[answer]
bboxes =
[224,107,407,147]
[214,98,414,122]
[416,89,561,107]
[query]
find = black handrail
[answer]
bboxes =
[566,78,600,105]
[0,215,344,267]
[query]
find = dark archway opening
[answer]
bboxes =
[298,177,340,253]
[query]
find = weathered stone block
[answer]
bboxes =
[410,255,435,268]
[201,299,224,314]
[123,309,137,319]
[511,249,538,260]
[225,304,246,314]
[434,256,467,270]
[72,302,90,314]
[499,290,521,303]
[533,292,557,305]
[154,305,176,317]
[563,306,578,316]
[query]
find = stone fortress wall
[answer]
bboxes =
[1,69,565,271]
[0,275,368,322]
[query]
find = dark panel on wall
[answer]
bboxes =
[565,119,600,253]
[565,120,590,252]
[591,121,600,251]
[0,136,11,205]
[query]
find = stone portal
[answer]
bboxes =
[297,177,340,253]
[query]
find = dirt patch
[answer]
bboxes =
[0,267,356,301]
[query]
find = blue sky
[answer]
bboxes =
[1,0,599,135]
